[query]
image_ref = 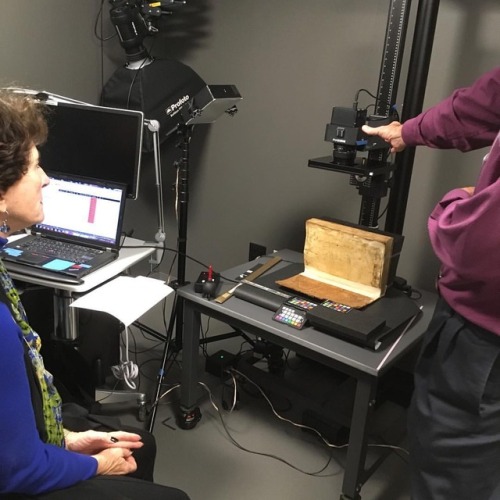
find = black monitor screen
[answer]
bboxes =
[39,101,144,199]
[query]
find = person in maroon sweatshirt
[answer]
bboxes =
[363,66,500,500]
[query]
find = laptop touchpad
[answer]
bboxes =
[18,254,49,265]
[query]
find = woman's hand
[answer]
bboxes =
[362,121,406,153]
[93,447,138,476]
[65,429,144,455]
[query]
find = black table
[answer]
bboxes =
[177,250,435,500]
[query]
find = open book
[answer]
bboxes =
[276,218,395,308]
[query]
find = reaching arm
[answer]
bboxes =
[363,66,500,152]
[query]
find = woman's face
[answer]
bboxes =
[0,145,49,235]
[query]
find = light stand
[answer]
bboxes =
[102,64,242,430]
[171,124,192,336]
[103,0,242,432]
[147,87,241,432]
[146,124,192,431]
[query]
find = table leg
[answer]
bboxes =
[53,289,79,341]
[340,376,377,500]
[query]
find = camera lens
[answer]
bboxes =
[333,144,356,166]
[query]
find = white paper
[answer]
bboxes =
[70,275,174,326]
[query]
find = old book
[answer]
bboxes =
[276,218,394,308]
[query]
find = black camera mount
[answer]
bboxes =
[310,102,398,227]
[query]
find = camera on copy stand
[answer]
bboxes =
[324,106,394,169]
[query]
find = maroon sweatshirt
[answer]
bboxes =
[402,66,500,334]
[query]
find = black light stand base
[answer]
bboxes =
[177,406,202,430]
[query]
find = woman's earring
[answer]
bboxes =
[0,211,10,233]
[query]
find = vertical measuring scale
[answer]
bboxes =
[358,0,411,228]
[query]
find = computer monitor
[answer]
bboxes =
[39,101,144,199]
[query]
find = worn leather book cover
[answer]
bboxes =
[276,218,394,308]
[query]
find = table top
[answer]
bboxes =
[178,250,436,377]
[7,236,155,293]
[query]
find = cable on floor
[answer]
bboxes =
[198,379,339,477]
[231,368,409,457]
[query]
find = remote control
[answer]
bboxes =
[273,304,307,330]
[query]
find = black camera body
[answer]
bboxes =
[324,106,393,166]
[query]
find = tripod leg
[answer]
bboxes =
[148,294,177,433]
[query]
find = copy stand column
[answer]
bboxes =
[353,149,393,228]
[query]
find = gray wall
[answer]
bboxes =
[1,2,104,102]
[2,0,499,293]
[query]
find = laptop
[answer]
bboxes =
[1,172,127,283]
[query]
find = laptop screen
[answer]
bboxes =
[34,173,126,248]
[39,101,144,200]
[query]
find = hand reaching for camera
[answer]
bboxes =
[362,121,407,153]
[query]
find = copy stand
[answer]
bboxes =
[309,0,411,229]
[309,0,439,236]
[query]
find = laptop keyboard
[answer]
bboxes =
[19,238,102,262]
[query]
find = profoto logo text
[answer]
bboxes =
[165,95,190,117]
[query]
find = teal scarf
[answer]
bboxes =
[0,259,65,447]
